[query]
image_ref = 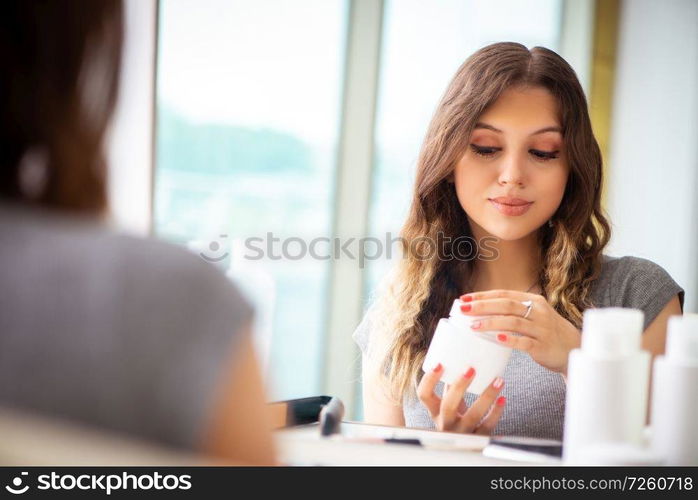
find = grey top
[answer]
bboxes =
[0,202,253,450]
[352,254,685,440]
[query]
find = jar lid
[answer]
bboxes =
[581,308,644,357]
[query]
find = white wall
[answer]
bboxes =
[606,0,698,313]
[107,0,157,235]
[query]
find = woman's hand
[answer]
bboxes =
[459,290,582,375]
[417,363,506,434]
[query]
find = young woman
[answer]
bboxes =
[353,42,684,441]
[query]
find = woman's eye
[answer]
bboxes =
[470,144,499,157]
[469,144,560,161]
[531,149,560,161]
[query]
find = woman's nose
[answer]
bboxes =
[497,154,526,186]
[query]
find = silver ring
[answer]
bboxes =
[521,300,533,319]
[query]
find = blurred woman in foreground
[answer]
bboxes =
[0,0,275,465]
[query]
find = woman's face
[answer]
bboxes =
[453,85,569,241]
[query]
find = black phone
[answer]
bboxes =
[268,395,332,428]
[488,436,563,458]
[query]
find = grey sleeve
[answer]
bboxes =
[118,241,254,450]
[0,216,255,452]
[351,308,373,355]
[352,303,394,378]
[611,256,685,331]
[168,263,255,450]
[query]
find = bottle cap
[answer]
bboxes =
[666,314,698,363]
[581,308,644,357]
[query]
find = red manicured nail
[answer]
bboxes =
[432,363,442,373]
[497,333,508,342]
[460,304,472,312]
[460,295,473,302]
[496,396,506,406]
[464,367,475,379]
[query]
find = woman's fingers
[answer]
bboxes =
[439,367,476,427]
[460,298,531,318]
[418,364,506,435]
[496,333,537,353]
[471,314,539,338]
[446,384,468,413]
[417,362,444,418]
[474,395,506,435]
[456,375,505,433]
[460,290,541,303]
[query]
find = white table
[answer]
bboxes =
[276,421,561,466]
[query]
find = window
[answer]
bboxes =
[155,0,348,399]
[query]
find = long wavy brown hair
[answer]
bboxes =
[365,42,611,402]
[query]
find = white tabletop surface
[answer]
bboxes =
[276,420,562,466]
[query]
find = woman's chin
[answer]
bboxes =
[480,221,541,242]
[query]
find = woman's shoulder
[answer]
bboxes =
[593,253,685,329]
[597,254,659,279]
[352,299,377,355]
[113,231,254,329]
[0,203,254,449]
[1,201,253,340]
[597,254,678,290]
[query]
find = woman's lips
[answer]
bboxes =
[488,199,534,216]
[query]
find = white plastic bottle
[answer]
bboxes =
[422,298,513,395]
[562,308,651,464]
[650,313,698,465]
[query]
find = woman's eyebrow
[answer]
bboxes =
[474,122,562,136]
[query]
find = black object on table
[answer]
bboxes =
[270,395,345,434]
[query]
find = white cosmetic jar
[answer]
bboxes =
[422,298,513,394]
